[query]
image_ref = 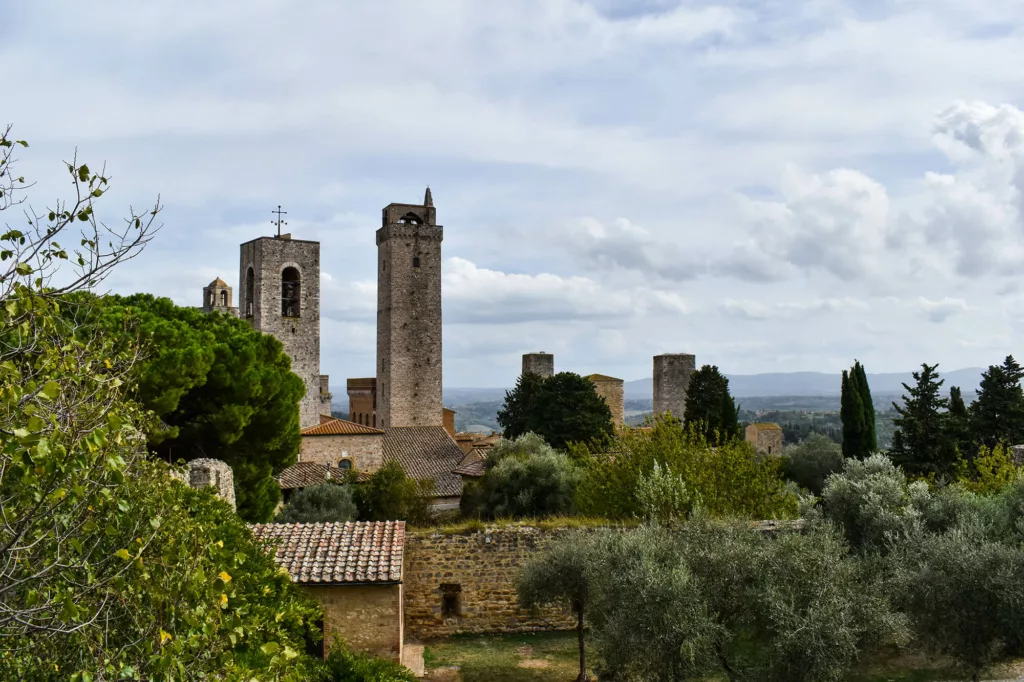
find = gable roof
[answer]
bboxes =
[382,426,465,497]
[250,521,405,584]
[585,373,623,382]
[207,277,229,288]
[276,461,348,489]
[301,417,384,436]
[452,448,487,478]
[749,422,783,431]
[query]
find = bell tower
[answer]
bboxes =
[376,188,443,428]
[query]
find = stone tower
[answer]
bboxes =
[239,234,330,429]
[376,188,443,428]
[202,278,237,316]
[522,352,554,378]
[653,353,696,421]
[587,374,625,426]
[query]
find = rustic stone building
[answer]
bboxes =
[299,416,384,471]
[201,278,237,316]
[587,373,625,426]
[172,458,236,510]
[250,521,406,661]
[653,353,696,420]
[376,189,443,429]
[238,234,330,429]
[347,377,377,427]
[521,352,554,378]
[745,422,784,455]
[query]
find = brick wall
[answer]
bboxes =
[305,583,403,661]
[300,434,384,472]
[589,376,625,426]
[403,527,577,639]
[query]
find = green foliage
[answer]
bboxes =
[956,443,1020,495]
[889,363,958,478]
[277,482,358,523]
[841,361,876,459]
[86,293,305,521]
[948,385,974,459]
[497,372,613,450]
[319,639,417,682]
[354,461,434,526]
[635,460,700,523]
[464,434,581,520]
[572,414,797,521]
[970,355,1024,452]
[782,432,845,496]
[683,364,739,445]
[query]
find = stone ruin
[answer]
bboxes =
[172,458,236,511]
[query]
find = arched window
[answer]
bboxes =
[244,268,255,318]
[281,267,300,317]
[220,290,228,306]
[413,256,421,268]
[208,291,214,307]
[337,459,352,471]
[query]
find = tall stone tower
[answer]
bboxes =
[376,188,443,428]
[239,234,330,429]
[653,353,696,421]
[522,352,554,378]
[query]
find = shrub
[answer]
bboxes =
[354,461,434,526]
[468,449,580,519]
[635,460,700,524]
[277,483,358,523]
[782,433,845,495]
[320,640,417,682]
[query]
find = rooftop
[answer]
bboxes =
[749,422,783,431]
[250,521,405,584]
[383,426,466,497]
[301,417,384,437]
[585,373,623,382]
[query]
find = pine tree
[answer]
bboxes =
[948,386,974,460]
[889,363,957,477]
[854,361,877,453]
[969,355,1024,451]
[684,365,740,445]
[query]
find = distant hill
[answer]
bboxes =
[623,368,985,399]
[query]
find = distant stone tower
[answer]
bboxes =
[653,354,696,421]
[522,352,554,378]
[376,188,443,428]
[201,278,237,316]
[587,374,625,426]
[239,234,330,429]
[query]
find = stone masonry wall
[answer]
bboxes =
[522,352,554,378]
[404,527,576,639]
[186,458,236,510]
[240,236,322,429]
[305,584,403,661]
[300,433,384,472]
[376,215,444,429]
[653,353,696,420]
[590,376,625,426]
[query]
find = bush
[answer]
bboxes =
[354,461,434,526]
[467,448,580,519]
[277,483,358,523]
[319,640,416,682]
[572,414,797,521]
[782,433,845,495]
[635,460,699,524]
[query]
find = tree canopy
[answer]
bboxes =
[970,355,1024,452]
[277,482,358,524]
[87,293,305,521]
[841,361,876,459]
[497,371,613,450]
[683,364,739,445]
[889,363,957,478]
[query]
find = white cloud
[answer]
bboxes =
[914,296,969,323]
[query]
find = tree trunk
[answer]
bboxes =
[576,606,587,682]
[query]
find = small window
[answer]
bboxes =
[220,290,228,306]
[208,292,214,306]
[281,266,301,317]
[413,256,421,268]
[383,260,386,271]
[440,584,462,619]
[338,459,352,471]
[244,267,255,318]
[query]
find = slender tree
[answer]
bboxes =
[948,386,974,459]
[684,365,740,445]
[854,361,878,453]
[970,356,1024,451]
[889,363,957,477]
[841,362,877,460]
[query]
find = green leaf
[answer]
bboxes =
[39,381,60,400]
[115,549,130,561]
[78,164,90,182]
[15,262,32,275]
[259,642,279,655]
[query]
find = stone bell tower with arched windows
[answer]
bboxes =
[238,233,330,429]
[375,188,444,428]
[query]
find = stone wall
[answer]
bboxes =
[306,584,403,661]
[186,458,236,510]
[403,527,576,639]
[376,202,444,429]
[239,235,323,429]
[653,353,696,420]
[745,425,784,456]
[522,352,554,378]
[588,375,624,426]
[300,433,384,472]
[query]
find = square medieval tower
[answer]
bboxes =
[375,188,443,428]
[239,234,330,429]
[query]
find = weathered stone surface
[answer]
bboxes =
[306,583,404,661]
[588,374,625,426]
[239,235,326,429]
[185,458,236,510]
[403,527,578,639]
[300,432,384,472]
[376,194,444,429]
[521,352,554,379]
[745,422,784,456]
[653,353,696,420]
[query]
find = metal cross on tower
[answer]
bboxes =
[271,205,288,237]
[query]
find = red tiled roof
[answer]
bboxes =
[301,417,383,436]
[382,426,465,497]
[585,373,623,382]
[276,462,370,489]
[749,422,783,431]
[249,521,405,584]
[453,448,486,478]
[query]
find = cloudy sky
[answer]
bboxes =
[5,0,1024,387]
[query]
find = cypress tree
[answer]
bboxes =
[854,361,877,454]
[948,386,973,459]
[840,369,866,459]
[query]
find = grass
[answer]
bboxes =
[412,516,631,536]
[421,632,1024,681]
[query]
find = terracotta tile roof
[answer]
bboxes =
[382,426,465,497]
[319,414,336,424]
[749,422,783,431]
[276,462,344,489]
[585,373,623,382]
[249,521,405,584]
[208,277,229,287]
[453,448,486,478]
[301,417,383,436]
